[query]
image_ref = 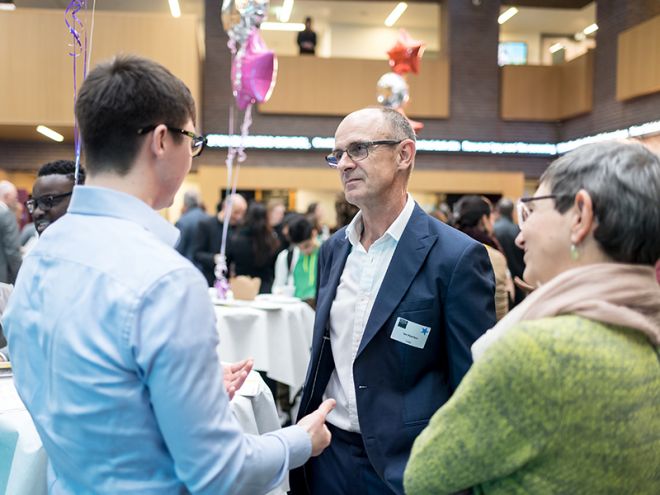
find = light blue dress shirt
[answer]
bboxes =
[3,186,310,494]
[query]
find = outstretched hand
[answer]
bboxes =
[297,398,336,456]
[223,358,254,400]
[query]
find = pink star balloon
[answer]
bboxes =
[231,29,278,110]
[387,29,425,75]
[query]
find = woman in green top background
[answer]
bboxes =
[404,140,660,494]
[273,214,320,306]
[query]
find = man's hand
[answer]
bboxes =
[297,399,336,456]
[223,358,253,400]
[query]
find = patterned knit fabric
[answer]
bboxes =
[404,315,660,494]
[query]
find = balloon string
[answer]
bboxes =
[65,0,94,186]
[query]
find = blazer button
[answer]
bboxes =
[358,385,368,389]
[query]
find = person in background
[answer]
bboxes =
[227,201,281,294]
[273,214,320,305]
[0,180,21,284]
[306,201,330,241]
[3,54,335,495]
[332,192,359,232]
[192,193,247,286]
[175,189,209,264]
[291,107,495,495]
[455,195,512,321]
[296,16,317,55]
[267,199,288,251]
[494,197,526,306]
[28,160,86,236]
[404,140,660,495]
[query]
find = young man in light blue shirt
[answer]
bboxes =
[3,54,334,495]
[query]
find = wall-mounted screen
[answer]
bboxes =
[498,41,528,66]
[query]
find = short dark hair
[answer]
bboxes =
[288,215,315,244]
[75,54,196,176]
[455,195,491,229]
[541,140,660,265]
[37,160,86,185]
[496,198,514,219]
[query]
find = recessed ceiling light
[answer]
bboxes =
[261,22,305,32]
[36,125,64,142]
[168,0,181,18]
[549,43,564,53]
[583,23,598,35]
[385,3,408,28]
[0,0,16,11]
[498,7,518,25]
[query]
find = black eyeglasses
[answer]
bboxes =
[325,140,403,168]
[137,125,207,158]
[26,192,73,214]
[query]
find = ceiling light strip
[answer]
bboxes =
[168,0,181,18]
[206,119,660,156]
[278,0,294,23]
[583,23,598,35]
[36,125,64,142]
[497,7,518,25]
[260,22,305,32]
[384,3,408,28]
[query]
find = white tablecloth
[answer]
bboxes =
[214,300,315,402]
[0,370,286,495]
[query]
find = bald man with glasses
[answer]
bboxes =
[291,107,496,495]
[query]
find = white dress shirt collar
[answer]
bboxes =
[345,193,415,248]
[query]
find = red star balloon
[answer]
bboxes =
[387,29,425,75]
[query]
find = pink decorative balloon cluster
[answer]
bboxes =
[222,0,277,110]
[231,29,278,110]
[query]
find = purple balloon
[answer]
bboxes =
[231,29,278,110]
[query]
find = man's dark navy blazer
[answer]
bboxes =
[291,203,496,494]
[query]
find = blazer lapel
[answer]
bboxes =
[312,236,351,349]
[356,206,437,357]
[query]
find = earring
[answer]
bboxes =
[570,244,579,261]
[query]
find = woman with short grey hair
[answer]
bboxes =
[404,140,660,494]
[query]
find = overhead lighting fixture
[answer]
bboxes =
[549,42,564,53]
[384,2,408,28]
[277,0,294,23]
[168,0,181,18]
[36,125,64,142]
[497,7,518,25]
[0,1,16,11]
[261,22,305,31]
[574,32,586,41]
[583,23,598,35]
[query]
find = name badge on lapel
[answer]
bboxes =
[391,317,431,349]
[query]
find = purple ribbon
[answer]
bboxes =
[65,0,89,185]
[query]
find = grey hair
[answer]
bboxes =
[379,107,416,142]
[0,180,16,198]
[541,140,660,265]
[182,190,200,209]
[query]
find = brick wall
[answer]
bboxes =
[560,0,660,139]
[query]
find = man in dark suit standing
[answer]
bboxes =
[494,198,526,306]
[175,190,209,264]
[291,107,496,494]
[191,193,247,286]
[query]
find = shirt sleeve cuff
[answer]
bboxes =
[266,424,312,469]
